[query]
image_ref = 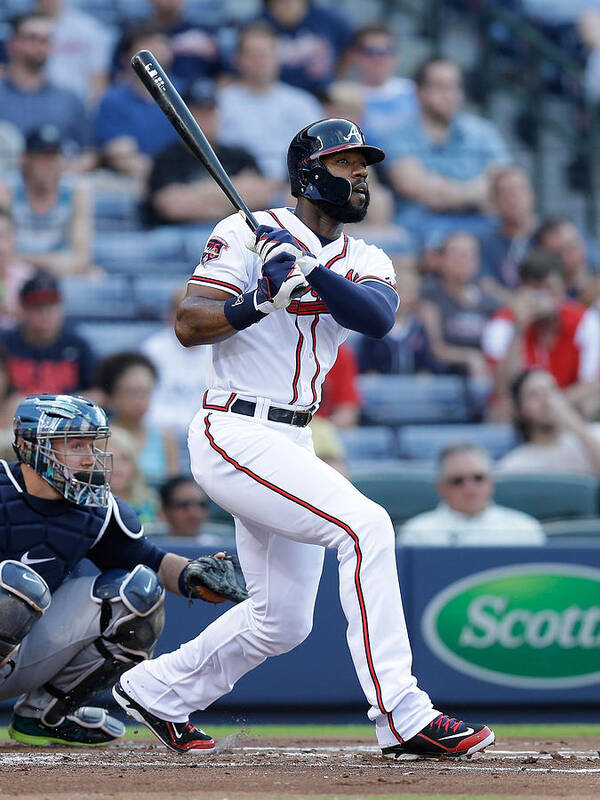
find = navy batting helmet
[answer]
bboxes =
[287,118,385,206]
[13,394,112,507]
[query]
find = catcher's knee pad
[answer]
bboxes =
[92,564,166,660]
[0,560,51,667]
[41,565,165,727]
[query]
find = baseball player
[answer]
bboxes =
[114,119,495,760]
[0,393,246,747]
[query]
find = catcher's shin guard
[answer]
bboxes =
[0,560,51,667]
[40,566,165,727]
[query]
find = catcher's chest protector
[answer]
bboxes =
[0,461,109,592]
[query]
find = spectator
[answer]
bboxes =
[93,351,179,486]
[357,267,437,374]
[95,23,181,179]
[317,341,361,428]
[536,215,600,306]
[399,443,545,545]
[478,166,538,302]
[382,56,509,244]
[0,125,94,277]
[419,231,499,377]
[497,368,600,478]
[218,22,323,184]
[482,250,600,418]
[145,79,274,227]
[140,287,212,433]
[109,425,159,524]
[159,475,210,539]
[36,0,112,106]
[0,12,90,157]
[111,0,222,84]
[0,271,96,395]
[349,23,417,148]
[257,0,352,95]
[0,206,33,329]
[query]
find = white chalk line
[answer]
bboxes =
[1,745,599,775]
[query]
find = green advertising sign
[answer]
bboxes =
[422,564,600,688]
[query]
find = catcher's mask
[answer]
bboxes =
[13,394,112,507]
[287,118,385,206]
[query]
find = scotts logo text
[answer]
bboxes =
[422,564,600,688]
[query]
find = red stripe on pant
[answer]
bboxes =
[203,414,403,744]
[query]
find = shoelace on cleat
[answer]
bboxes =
[430,714,463,734]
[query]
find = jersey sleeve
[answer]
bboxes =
[352,242,398,294]
[188,213,253,297]
[87,517,166,574]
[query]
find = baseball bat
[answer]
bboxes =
[131,49,259,233]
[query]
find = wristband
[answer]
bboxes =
[224,292,266,330]
[178,565,191,598]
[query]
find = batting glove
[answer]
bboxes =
[254,252,308,313]
[246,224,304,264]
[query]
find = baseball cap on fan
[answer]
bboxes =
[20,272,62,307]
[184,79,217,109]
[25,125,63,155]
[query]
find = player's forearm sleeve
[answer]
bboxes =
[307,267,397,338]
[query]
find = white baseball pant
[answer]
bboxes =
[121,402,437,746]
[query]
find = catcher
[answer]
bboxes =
[0,394,247,747]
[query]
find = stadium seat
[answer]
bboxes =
[542,518,600,541]
[398,423,517,462]
[134,275,188,319]
[494,474,600,521]
[350,467,437,524]
[62,275,135,320]
[338,426,399,461]
[93,227,186,266]
[359,374,475,425]
[77,320,163,358]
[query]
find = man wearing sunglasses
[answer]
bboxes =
[399,443,545,546]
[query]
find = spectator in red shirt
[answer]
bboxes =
[0,271,96,396]
[482,250,600,419]
[317,342,361,428]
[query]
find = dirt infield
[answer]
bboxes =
[3,735,599,799]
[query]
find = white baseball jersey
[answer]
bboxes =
[188,207,398,409]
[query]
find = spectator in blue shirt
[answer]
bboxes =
[0,12,91,159]
[348,24,417,149]
[382,56,510,246]
[478,166,538,303]
[258,0,352,95]
[95,23,182,179]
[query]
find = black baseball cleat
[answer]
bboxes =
[9,707,125,746]
[112,681,214,754]
[382,714,495,760]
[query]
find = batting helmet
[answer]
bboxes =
[287,118,385,206]
[13,394,112,507]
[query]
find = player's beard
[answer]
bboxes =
[315,186,370,223]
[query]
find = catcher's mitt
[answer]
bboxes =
[180,554,248,604]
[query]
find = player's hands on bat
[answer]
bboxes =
[247,224,304,264]
[253,252,308,313]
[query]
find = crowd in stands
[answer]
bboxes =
[0,0,600,547]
